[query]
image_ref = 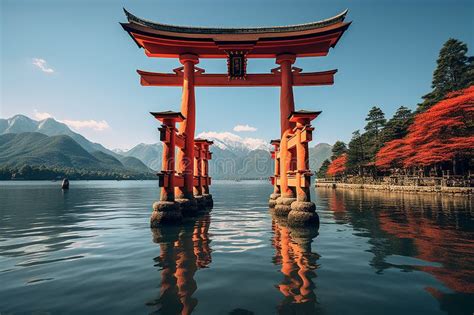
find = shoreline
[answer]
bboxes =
[315,182,473,195]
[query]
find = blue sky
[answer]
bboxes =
[1,0,473,149]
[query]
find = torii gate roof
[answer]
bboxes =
[121,8,351,58]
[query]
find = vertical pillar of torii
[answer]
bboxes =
[175,54,199,214]
[269,54,319,227]
[274,54,297,216]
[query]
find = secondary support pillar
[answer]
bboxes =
[150,111,185,226]
[275,54,297,215]
[269,139,281,208]
[288,111,320,227]
[194,139,205,209]
[175,53,199,215]
[196,139,213,208]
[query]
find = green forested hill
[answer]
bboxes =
[0,132,153,179]
[0,115,121,158]
[119,156,153,173]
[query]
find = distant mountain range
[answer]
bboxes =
[0,115,151,177]
[116,133,332,180]
[0,115,333,180]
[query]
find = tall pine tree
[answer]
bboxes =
[331,141,347,160]
[347,130,369,175]
[381,106,413,143]
[364,106,387,158]
[419,38,474,111]
[317,159,331,178]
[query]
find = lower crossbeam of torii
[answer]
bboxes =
[120,8,351,227]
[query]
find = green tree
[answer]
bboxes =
[364,106,387,161]
[381,106,413,143]
[0,167,12,180]
[347,130,369,175]
[365,106,386,141]
[331,141,347,160]
[419,38,474,111]
[317,159,331,178]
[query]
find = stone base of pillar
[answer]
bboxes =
[268,193,280,208]
[274,197,296,216]
[175,198,198,217]
[288,201,319,227]
[202,194,213,208]
[150,201,182,227]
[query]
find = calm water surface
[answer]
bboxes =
[0,180,473,314]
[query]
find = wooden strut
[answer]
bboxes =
[137,68,337,87]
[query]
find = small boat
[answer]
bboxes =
[61,178,69,189]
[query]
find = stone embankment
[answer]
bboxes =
[315,182,473,195]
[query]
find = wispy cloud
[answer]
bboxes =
[62,119,110,131]
[233,124,257,132]
[33,110,110,131]
[33,111,53,120]
[32,58,54,73]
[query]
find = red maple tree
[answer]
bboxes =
[376,85,474,169]
[327,154,348,176]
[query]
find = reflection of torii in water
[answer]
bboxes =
[147,214,212,314]
[271,215,320,314]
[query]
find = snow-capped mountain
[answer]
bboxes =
[197,131,271,153]
[0,115,39,134]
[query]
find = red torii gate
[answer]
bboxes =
[121,8,351,227]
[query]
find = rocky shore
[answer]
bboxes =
[315,181,473,195]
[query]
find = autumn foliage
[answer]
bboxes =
[376,85,474,169]
[327,154,348,176]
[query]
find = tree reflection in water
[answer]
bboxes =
[271,214,320,314]
[147,214,212,315]
[320,188,474,313]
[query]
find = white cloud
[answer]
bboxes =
[32,58,54,73]
[233,124,257,132]
[62,119,110,131]
[34,110,53,120]
[33,110,110,131]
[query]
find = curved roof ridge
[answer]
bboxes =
[123,8,348,34]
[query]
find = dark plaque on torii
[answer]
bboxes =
[227,51,247,80]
